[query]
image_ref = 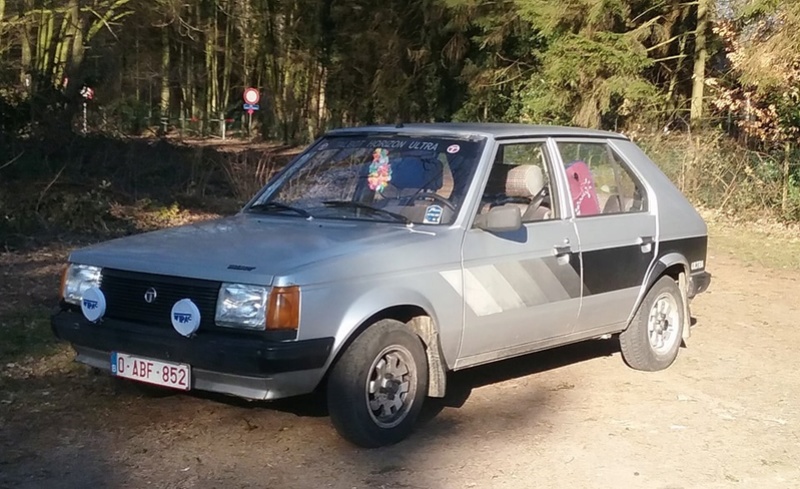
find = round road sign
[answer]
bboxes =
[243,88,260,105]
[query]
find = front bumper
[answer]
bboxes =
[52,311,334,400]
[688,271,712,298]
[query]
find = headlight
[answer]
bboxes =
[215,283,269,330]
[61,264,102,305]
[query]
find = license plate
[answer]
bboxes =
[111,352,191,391]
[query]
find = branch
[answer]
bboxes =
[0,152,24,172]
[36,164,67,214]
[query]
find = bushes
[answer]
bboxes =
[0,134,299,247]
[637,131,800,221]
[2,129,799,250]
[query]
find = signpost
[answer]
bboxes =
[79,85,94,134]
[243,87,260,136]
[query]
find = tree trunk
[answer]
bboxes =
[36,10,53,79]
[54,10,71,83]
[20,22,32,86]
[68,0,84,75]
[690,0,708,124]
[205,10,219,124]
[0,0,6,35]
[667,33,688,115]
[160,26,170,119]
[222,6,232,114]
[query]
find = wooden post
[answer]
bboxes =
[782,142,791,215]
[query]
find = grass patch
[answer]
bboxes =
[0,306,58,365]
[709,220,800,271]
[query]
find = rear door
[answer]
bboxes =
[552,138,657,335]
[456,139,582,367]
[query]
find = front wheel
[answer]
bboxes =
[620,276,685,371]
[327,319,428,447]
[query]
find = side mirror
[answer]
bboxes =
[474,206,522,233]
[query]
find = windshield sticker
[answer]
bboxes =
[368,148,392,192]
[408,141,439,151]
[423,205,443,224]
[367,140,408,149]
[325,138,461,151]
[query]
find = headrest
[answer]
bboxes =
[505,165,544,198]
[389,157,443,191]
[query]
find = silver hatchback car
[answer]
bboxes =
[52,123,711,447]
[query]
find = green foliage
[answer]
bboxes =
[0,0,799,226]
[450,0,676,128]
[520,32,659,127]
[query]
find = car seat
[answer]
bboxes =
[503,164,550,221]
[565,161,600,216]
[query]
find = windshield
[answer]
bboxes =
[248,134,486,225]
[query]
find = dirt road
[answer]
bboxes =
[1,234,799,488]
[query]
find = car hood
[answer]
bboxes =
[69,214,446,285]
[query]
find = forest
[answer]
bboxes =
[0,0,799,241]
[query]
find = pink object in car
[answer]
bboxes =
[566,161,600,216]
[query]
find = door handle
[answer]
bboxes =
[553,238,572,265]
[638,235,654,253]
[553,243,572,265]
[553,237,571,256]
[553,245,571,256]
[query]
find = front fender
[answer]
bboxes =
[329,284,458,368]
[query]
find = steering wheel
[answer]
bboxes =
[401,191,457,211]
[529,186,549,210]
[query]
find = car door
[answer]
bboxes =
[552,138,657,335]
[455,139,582,367]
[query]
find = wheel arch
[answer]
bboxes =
[326,298,450,398]
[627,253,691,340]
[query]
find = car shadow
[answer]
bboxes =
[179,336,621,420]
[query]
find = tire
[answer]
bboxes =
[619,276,685,371]
[327,319,428,448]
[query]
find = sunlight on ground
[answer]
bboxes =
[708,220,800,271]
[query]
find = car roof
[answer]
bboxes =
[325,123,628,140]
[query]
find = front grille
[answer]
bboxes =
[100,269,221,330]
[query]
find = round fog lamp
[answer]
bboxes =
[81,287,106,322]
[171,299,201,337]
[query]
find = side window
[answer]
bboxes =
[556,142,647,217]
[477,142,557,223]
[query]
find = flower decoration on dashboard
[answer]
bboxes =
[368,148,392,192]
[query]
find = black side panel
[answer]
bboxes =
[658,236,708,269]
[645,235,709,290]
[578,245,654,296]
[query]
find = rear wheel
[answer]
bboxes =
[327,319,428,447]
[620,276,685,371]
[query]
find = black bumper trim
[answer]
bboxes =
[52,311,334,376]
[689,271,711,298]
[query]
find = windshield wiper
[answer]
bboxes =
[248,201,312,218]
[322,201,411,225]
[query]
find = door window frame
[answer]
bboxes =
[468,137,570,228]
[550,137,652,219]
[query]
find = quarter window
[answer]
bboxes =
[556,142,647,217]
